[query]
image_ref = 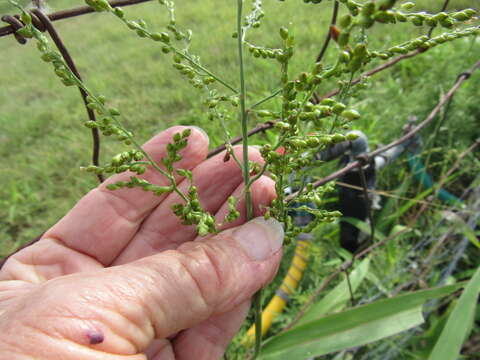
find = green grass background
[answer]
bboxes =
[0,0,480,358]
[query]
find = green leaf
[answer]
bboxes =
[442,211,480,249]
[341,217,385,241]
[259,283,465,360]
[428,267,480,360]
[297,258,370,325]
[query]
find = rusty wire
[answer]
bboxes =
[0,0,153,38]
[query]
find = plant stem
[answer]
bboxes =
[237,0,261,357]
[237,0,252,221]
[249,88,282,109]
[174,49,239,94]
[58,57,189,203]
[111,11,238,94]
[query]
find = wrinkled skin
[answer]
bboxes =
[0,127,282,360]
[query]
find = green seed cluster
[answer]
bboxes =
[247,26,367,241]
[286,206,342,239]
[82,149,145,176]
[225,196,241,223]
[172,185,217,236]
[107,176,173,195]
[205,93,239,110]
[15,17,80,88]
[276,27,295,64]
[247,43,281,60]
[370,27,480,60]
[83,96,134,144]
[84,0,112,12]
[243,0,264,31]
[162,128,191,172]
[336,0,476,30]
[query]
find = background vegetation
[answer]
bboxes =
[0,0,479,358]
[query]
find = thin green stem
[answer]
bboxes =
[29,13,193,206]
[249,88,282,109]
[112,12,238,93]
[175,49,238,93]
[218,112,244,170]
[248,164,268,186]
[237,0,261,357]
[110,117,190,203]
[237,0,253,221]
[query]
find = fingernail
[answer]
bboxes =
[233,217,284,261]
[189,126,209,144]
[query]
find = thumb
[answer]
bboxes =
[124,217,284,341]
[25,217,284,356]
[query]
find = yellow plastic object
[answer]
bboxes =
[242,234,311,345]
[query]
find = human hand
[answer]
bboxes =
[0,126,283,359]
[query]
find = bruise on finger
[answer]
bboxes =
[86,329,105,345]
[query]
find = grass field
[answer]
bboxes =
[0,1,479,357]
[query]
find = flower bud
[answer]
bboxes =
[312,62,323,75]
[359,14,375,29]
[410,15,424,26]
[361,2,375,17]
[339,14,353,29]
[452,11,469,21]
[401,2,415,10]
[153,186,173,196]
[338,31,350,47]
[84,121,98,129]
[425,17,437,27]
[280,27,289,40]
[257,110,273,118]
[109,108,121,116]
[464,9,476,17]
[346,0,360,16]
[346,132,359,141]
[332,103,346,114]
[307,137,320,147]
[439,17,454,28]
[341,109,361,120]
[16,26,33,38]
[396,12,408,22]
[95,0,112,11]
[339,51,351,63]
[320,98,336,106]
[113,7,124,18]
[332,134,346,143]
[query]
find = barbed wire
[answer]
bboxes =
[0,0,153,38]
